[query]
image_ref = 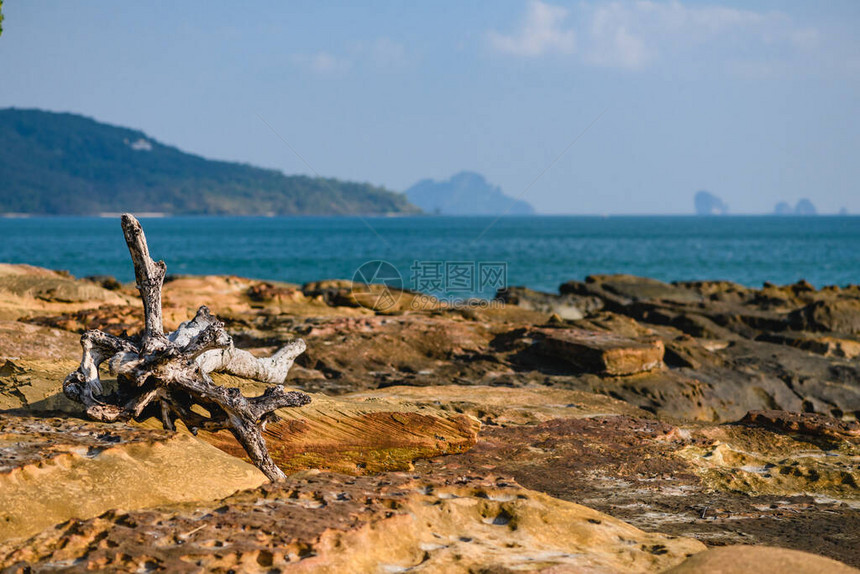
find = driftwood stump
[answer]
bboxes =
[63,214,310,481]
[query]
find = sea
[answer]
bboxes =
[1,215,858,300]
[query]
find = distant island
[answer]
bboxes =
[405,171,534,216]
[0,108,420,216]
[774,199,817,216]
[693,190,728,215]
[694,192,839,216]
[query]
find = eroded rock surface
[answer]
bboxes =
[0,471,705,573]
[9,269,857,424]
[0,264,131,323]
[416,410,860,566]
[0,360,480,476]
[665,546,860,574]
[0,269,858,571]
[0,415,266,542]
[536,327,665,375]
[196,376,480,474]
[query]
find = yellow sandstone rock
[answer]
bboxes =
[537,327,665,375]
[0,264,132,321]
[677,424,860,501]
[346,384,651,425]
[183,374,481,474]
[0,471,707,573]
[0,360,481,476]
[0,416,266,542]
[665,545,860,574]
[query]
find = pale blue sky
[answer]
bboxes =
[2,1,858,214]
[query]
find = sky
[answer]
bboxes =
[1,1,859,214]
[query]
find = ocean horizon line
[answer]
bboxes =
[1,213,856,219]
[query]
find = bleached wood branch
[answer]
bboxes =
[63,213,310,481]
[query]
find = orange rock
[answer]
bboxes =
[0,471,707,573]
[666,545,859,574]
[536,327,665,375]
[0,415,266,542]
[0,361,481,477]
[192,377,481,474]
[0,322,80,360]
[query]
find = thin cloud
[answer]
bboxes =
[292,38,409,74]
[586,3,650,69]
[583,1,802,70]
[487,0,576,57]
[368,37,409,68]
[291,51,350,74]
[489,0,821,72]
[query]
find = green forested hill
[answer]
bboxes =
[0,108,420,215]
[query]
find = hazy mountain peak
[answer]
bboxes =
[405,171,535,216]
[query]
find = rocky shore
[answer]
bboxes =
[0,263,858,572]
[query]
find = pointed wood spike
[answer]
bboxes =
[121,213,166,338]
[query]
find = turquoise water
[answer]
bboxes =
[0,216,858,298]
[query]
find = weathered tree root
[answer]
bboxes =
[63,214,310,481]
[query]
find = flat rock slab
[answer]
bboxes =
[666,546,860,574]
[0,361,481,476]
[0,471,705,573]
[0,265,131,322]
[791,298,860,335]
[192,374,481,474]
[417,413,860,567]
[0,415,266,542]
[739,409,860,440]
[0,322,80,361]
[757,331,860,359]
[161,275,369,322]
[536,327,665,375]
[0,265,125,304]
[677,422,860,502]
[0,360,106,413]
[347,384,651,425]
